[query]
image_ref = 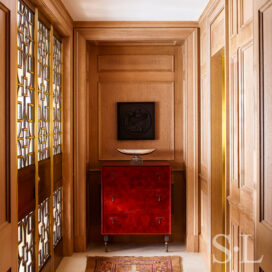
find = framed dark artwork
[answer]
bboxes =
[117,102,155,140]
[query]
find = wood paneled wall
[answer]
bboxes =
[88,44,183,167]
[254,0,272,270]
[199,0,256,271]
[199,1,226,269]
[74,24,199,252]
[86,43,186,243]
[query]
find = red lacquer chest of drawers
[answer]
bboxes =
[101,164,171,250]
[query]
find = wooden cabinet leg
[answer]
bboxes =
[164,235,169,252]
[104,235,109,252]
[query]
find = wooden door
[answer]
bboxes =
[0,0,17,271]
[255,0,272,271]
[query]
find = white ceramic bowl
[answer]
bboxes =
[117,148,156,156]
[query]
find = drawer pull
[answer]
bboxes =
[110,195,115,202]
[110,217,117,224]
[157,173,161,180]
[156,217,163,224]
[156,195,161,202]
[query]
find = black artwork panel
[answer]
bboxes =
[117,102,155,140]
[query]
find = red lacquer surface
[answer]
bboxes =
[101,165,171,235]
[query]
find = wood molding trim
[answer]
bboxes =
[74,24,200,252]
[185,28,200,252]
[62,35,74,256]
[76,27,196,42]
[198,0,223,23]
[74,30,87,252]
[29,0,73,36]
[74,21,199,28]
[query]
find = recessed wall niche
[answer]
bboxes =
[88,44,183,164]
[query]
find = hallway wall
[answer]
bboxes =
[86,43,186,244]
[199,0,255,271]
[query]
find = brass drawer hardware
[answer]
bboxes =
[110,217,117,224]
[156,217,163,224]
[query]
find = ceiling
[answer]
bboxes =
[61,0,209,21]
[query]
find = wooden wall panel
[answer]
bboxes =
[262,4,272,226]
[255,1,272,269]
[74,24,199,253]
[199,0,255,270]
[98,82,175,161]
[0,7,7,226]
[98,55,174,72]
[87,43,187,244]
[199,9,211,270]
[238,41,255,217]
[231,221,240,272]
[184,30,199,252]
[230,0,238,37]
[199,1,225,270]
[200,75,209,177]
[230,52,239,203]
[240,232,254,272]
[211,10,225,56]
[239,0,253,29]
[228,0,255,271]
[88,45,183,168]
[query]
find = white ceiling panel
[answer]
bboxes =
[61,0,209,21]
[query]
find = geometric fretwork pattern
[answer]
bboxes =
[53,37,62,155]
[17,0,35,169]
[38,198,50,270]
[38,21,50,161]
[18,211,35,272]
[53,187,62,247]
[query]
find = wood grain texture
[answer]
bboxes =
[199,0,226,269]
[200,0,257,270]
[0,1,17,271]
[74,21,199,28]
[211,9,225,56]
[255,1,272,270]
[89,45,182,166]
[98,82,175,161]
[98,55,174,72]
[62,35,74,256]
[76,28,195,42]
[74,31,87,252]
[28,0,73,36]
[211,51,224,271]
[74,24,199,252]
[0,7,7,226]
[184,29,200,252]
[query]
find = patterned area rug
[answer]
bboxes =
[86,256,182,272]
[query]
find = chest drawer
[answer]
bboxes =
[103,188,170,213]
[102,211,170,234]
[102,166,170,188]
